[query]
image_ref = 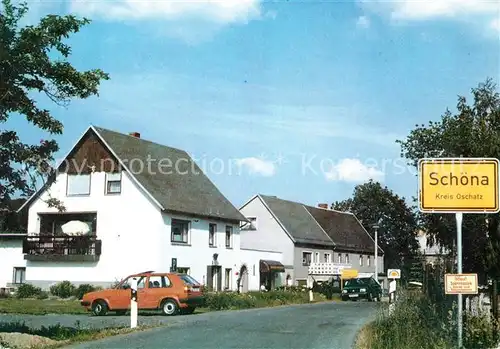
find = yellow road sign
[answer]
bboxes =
[444,274,478,295]
[341,269,358,279]
[418,158,499,213]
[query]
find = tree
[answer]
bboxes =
[331,180,420,273]
[0,0,109,215]
[397,79,500,281]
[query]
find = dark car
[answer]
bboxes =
[341,277,382,302]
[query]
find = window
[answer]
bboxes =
[179,274,200,286]
[105,172,122,194]
[171,219,190,243]
[209,223,216,246]
[367,256,371,266]
[345,254,350,263]
[225,268,232,290]
[225,226,233,248]
[12,267,25,284]
[314,252,320,263]
[338,253,342,263]
[137,277,146,289]
[324,253,331,263]
[240,217,257,230]
[66,174,91,196]
[359,255,364,266]
[302,252,312,266]
[148,275,171,288]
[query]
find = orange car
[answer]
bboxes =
[80,271,204,316]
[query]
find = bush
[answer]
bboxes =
[16,284,43,299]
[363,290,499,349]
[73,284,101,300]
[37,291,49,300]
[49,281,76,299]
[202,290,319,311]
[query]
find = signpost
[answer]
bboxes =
[387,269,401,279]
[418,158,499,349]
[130,277,138,329]
[445,274,478,295]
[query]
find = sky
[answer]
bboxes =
[11,0,500,209]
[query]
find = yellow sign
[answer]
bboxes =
[445,274,478,295]
[387,269,401,279]
[341,269,358,279]
[418,158,499,213]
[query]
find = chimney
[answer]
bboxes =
[318,203,328,209]
[129,132,141,138]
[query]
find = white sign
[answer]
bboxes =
[387,269,401,279]
[308,263,351,275]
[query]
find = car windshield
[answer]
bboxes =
[345,278,369,286]
[179,274,200,286]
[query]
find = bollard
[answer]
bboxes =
[307,276,314,302]
[130,277,138,328]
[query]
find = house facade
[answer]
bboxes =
[14,126,280,291]
[239,195,384,287]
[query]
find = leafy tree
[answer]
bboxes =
[397,79,500,281]
[0,0,109,216]
[331,180,420,275]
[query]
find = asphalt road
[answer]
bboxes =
[64,301,380,349]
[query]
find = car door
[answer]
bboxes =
[142,275,173,309]
[107,277,132,310]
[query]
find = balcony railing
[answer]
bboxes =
[23,235,102,262]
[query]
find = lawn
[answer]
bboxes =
[0,298,86,315]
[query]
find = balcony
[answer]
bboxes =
[23,235,102,262]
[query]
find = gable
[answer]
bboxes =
[58,130,120,174]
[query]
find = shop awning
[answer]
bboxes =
[260,260,285,273]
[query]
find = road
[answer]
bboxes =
[64,301,379,349]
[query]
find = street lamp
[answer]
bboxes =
[372,218,383,280]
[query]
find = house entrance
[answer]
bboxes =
[206,265,222,292]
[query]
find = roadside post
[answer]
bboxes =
[418,158,499,349]
[130,277,138,329]
[387,269,401,304]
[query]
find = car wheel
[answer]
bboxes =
[376,293,382,302]
[161,299,179,316]
[368,293,374,302]
[91,300,108,316]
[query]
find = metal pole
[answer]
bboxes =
[456,212,463,349]
[374,227,378,280]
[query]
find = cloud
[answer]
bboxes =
[324,158,384,183]
[356,15,370,29]
[359,0,500,33]
[69,0,262,24]
[234,157,276,177]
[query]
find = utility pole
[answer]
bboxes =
[373,218,382,280]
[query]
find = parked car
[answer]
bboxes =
[341,277,382,302]
[81,271,204,316]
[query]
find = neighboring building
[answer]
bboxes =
[0,199,28,291]
[417,230,451,265]
[14,126,280,291]
[239,195,384,288]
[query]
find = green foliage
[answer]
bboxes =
[73,284,101,300]
[202,290,325,311]
[364,290,499,349]
[0,321,124,341]
[15,283,43,298]
[0,0,109,210]
[312,280,341,299]
[331,180,420,272]
[49,280,76,298]
[397,79,500,278]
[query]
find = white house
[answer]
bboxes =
[14,126,281,292]
[239,195,385,288]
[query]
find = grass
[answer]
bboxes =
[0,321,161,349]
[355,290,500,349]
[0,298,87,315]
